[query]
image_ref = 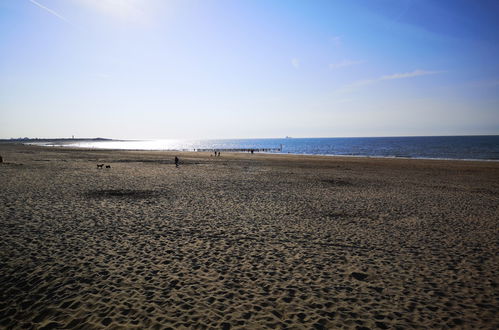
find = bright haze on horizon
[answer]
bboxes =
[1,0,498,140]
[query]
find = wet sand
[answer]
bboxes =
[1,143,498,329]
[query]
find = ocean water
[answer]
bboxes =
[34,136,499,160]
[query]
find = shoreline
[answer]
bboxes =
[11,134,499,162]
[16,142,499,163]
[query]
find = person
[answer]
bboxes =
[175,156,179,167]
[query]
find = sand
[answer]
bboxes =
[0,142,498,329]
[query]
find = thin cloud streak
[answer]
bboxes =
[337,69,443,93]
[380,69,443,80]
[29,0,70,24]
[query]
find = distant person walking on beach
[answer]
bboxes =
[175,156,179,167]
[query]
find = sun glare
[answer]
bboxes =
[77,0,148,21]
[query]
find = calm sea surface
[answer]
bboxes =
[34,136,499,161]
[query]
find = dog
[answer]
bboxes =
[105,165,111,169]
[97,164,104,169]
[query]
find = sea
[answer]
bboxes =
[31,136,499,161]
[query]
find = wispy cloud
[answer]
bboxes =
[291,58,300,69]
[337,69,443,93]
[380,69,443,80]
[29,0,70,24]
[329,60,365,70]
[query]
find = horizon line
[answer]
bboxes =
[3,134,499,141]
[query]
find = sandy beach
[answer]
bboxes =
[0,142,498,329]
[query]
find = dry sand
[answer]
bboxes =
[0,143,498,329]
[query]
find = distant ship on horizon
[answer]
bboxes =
[285,136,293,139]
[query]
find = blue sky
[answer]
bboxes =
[1,0,498,139]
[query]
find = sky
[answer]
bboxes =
[1,0,499,139]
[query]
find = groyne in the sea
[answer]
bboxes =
[195,147,282,153]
